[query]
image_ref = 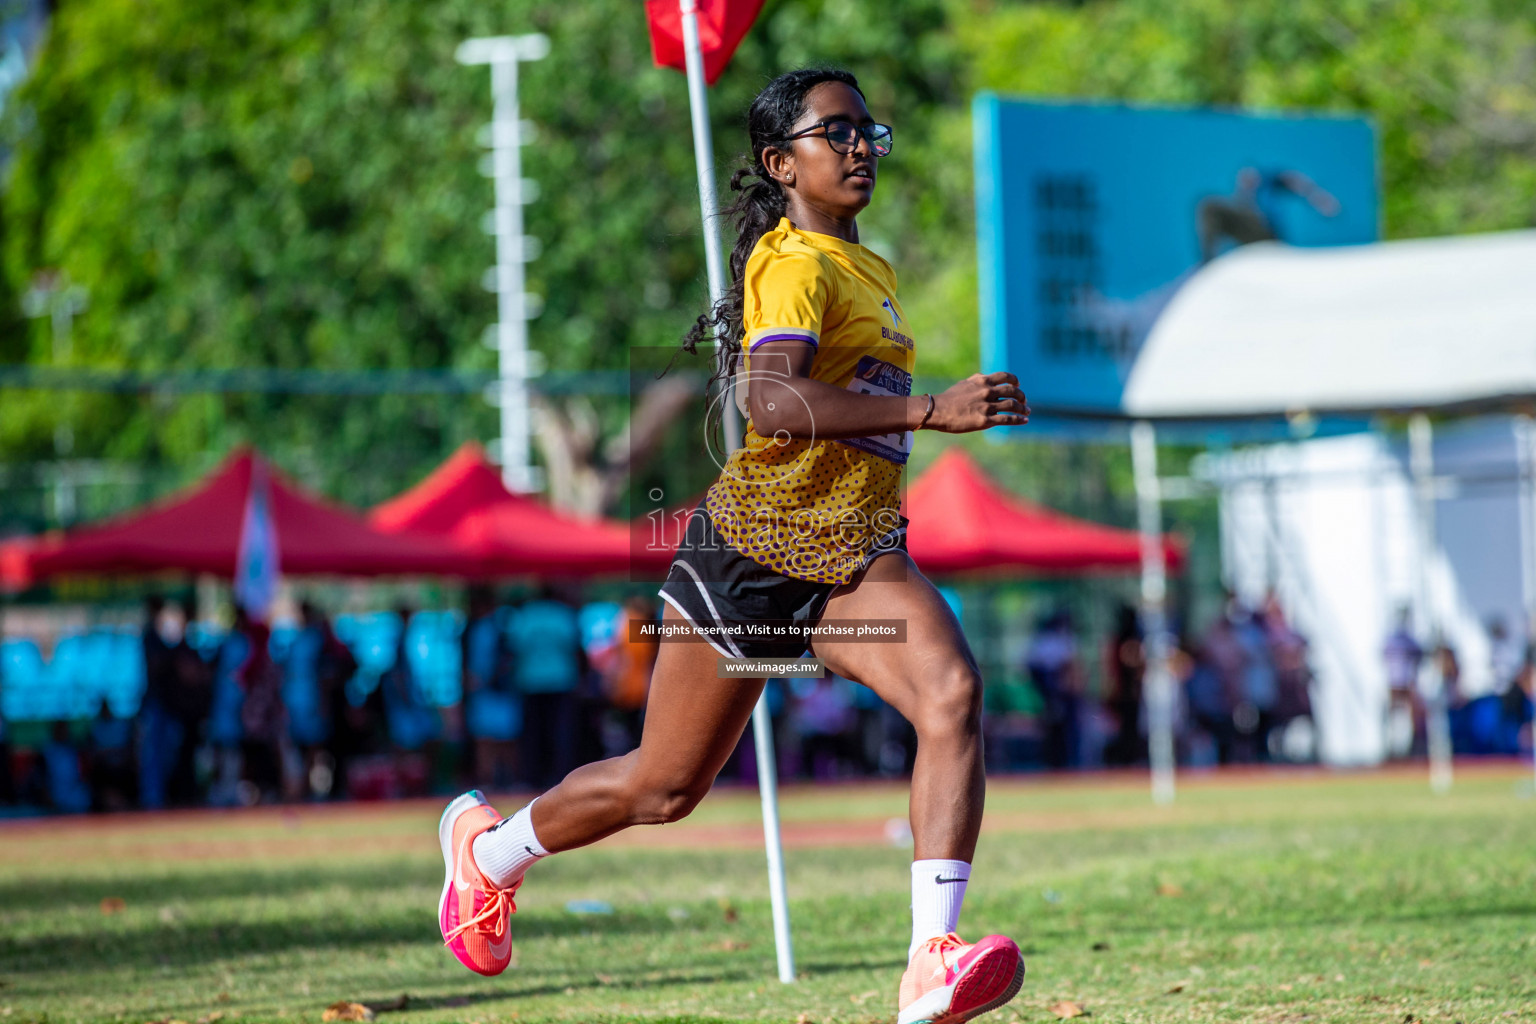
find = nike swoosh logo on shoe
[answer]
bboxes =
[950,937,1013,984]
[454,831,476,893]
[954,942,990,975]
[488,927,512,960]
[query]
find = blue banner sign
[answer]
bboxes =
[974,97,1378,418]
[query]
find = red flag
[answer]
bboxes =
[644,0,764,86]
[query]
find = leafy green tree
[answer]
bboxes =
[2,0,1532,532]
[952,0,1536,240]
[0,0,976,517]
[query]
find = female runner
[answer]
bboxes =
[438,67,1030,1024]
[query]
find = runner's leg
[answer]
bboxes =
[440,603,764,975]
[812,551,984,862]
[814,552,1025,1023]
[525,601,765,851]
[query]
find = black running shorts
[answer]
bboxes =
[657,503,908,660]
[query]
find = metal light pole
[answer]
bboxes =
[22,271,87,522]
[457,34,549,493]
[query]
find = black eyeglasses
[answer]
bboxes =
[782,120,894,157]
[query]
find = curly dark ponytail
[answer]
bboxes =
[680,68,865,429]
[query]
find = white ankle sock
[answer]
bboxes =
[472,800,549,889]
[910,859,971,959]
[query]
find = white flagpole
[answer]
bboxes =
[677,0,796,985]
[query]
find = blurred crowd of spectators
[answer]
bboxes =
[985,593,1319,773]
[1381,608,1535,759]
[0,586,663,812]
[0,584,921,813]
[3,586,1531,815]
[987,592,1533,772]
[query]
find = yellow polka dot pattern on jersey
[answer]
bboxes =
[705,218,915,586]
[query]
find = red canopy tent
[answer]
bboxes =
[3,445,1183,588]
[370,443,674,577]
[906,448,1183,576]
[7,448,477,584]
[0,538,30,591]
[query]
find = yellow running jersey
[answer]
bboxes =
[705,217,915,585]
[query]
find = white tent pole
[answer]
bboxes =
[1132,421,1176,804]
[1369,444,1392,763]
[676,0,795,985]
[1518,415,1536,790]
[1517,416,1536,646]
[1409,413,1453,793]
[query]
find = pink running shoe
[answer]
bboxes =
[897,932,1026,1024]
[438,790,520,976]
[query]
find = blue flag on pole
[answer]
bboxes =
[235,463,281,620]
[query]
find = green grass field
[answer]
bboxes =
[3,764,1535,1024]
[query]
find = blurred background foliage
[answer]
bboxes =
[0,0,1532,532]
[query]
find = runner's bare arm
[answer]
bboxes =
[746,338,1030,439]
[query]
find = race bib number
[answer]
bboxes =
[840,355,913,464]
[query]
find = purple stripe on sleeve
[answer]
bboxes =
[748,333,819,353]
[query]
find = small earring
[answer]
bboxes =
[784,174,794,184]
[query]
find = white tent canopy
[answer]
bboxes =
[1122,231,1536,419]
